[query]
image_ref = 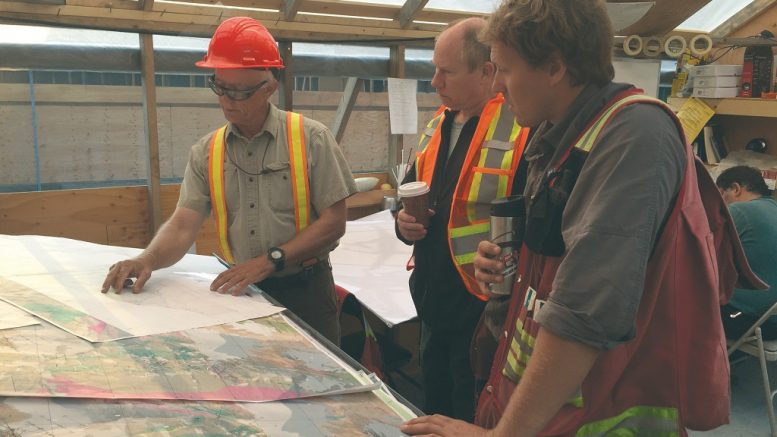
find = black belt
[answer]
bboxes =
[257,258,330,290]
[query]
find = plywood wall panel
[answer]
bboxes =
[35,105,147,183]
[168,105,223,178]
[0,103,36,185]
[156,105,175,180]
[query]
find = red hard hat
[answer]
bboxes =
[196,17,285,69]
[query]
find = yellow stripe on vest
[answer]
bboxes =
[208,126,235,265]
[287,112,311,232]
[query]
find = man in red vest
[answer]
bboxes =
[396,17,528,422]
[102,17,356,345]
[402,0,762,435]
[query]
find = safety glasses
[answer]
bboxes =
[208,75,269,101]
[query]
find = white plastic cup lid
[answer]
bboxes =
[398,181,430,197]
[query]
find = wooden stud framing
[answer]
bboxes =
[332,77,363,143]
[139,33,163,233]
[278,41,293,111]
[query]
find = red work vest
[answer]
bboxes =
[415,94,529,300]
[208,112,310,264]
[474,92,765,435]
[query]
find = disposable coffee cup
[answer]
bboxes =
[398,181,431,227]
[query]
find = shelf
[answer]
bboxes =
[668,97,777,118]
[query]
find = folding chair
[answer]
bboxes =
[727,300,777,437]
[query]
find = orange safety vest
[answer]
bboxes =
[415,94,529,300]
[208,112,311,264]
[475,91,765,435]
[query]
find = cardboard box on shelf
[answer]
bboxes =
[694,75,740,88]
[693,86,739,98]
[691,64,743,77]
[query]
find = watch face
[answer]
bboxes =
[270,250,282,260]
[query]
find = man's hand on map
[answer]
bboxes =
[101,254,155,294]
[210,257,275,296]
[401,414,492,437]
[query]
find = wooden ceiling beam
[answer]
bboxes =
[398,0,429,28]
[0,1,440,43]
[620,0,711,36]
[154,0,480,24]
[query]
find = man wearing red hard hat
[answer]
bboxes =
[103,17,357,345]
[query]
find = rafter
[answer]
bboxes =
[711,0,776,38]
[283,0,301,20]
[398,0,429,28]
[138,0,154,11]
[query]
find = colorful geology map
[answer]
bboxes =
[0,314,377,403]
[0,389,414,436]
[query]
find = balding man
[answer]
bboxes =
[395,17,529,421]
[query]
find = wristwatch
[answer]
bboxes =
[267,247,286,272]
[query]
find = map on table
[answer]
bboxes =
[0,300,38,331]
[0,235,283,342]
[0,314,378,403]
[0,387,415,437]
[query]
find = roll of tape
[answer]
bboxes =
[642,36,663,57]
[689,34,713,56]
[623,35,643,57]
[663,35,687,58]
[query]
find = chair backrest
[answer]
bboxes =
[727,300,777,356]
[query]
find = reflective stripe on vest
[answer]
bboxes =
[208,112,311,264]
[286,112,312,233]
[208,126,234,264]
[415,95,528,300]
[575,405,680,437]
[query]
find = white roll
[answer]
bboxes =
[623,35,643,57]
[689,34,713,57]
[642,36,663,57]
[663,34,687,58]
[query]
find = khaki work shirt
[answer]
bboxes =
[179,103,357,274]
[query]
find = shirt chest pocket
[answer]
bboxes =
[261,161,294,212]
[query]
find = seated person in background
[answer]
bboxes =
[717,165,777,340]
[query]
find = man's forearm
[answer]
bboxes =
[492,327,600,437]
[280,199,347,265]
[141,208,204,269]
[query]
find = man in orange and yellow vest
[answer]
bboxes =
[395,17,529,422]
[102,17,356,345]
[402,1,764,436]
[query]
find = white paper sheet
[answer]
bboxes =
[330,210,416,326]
[0,235,282,341]
[387,77,418,135]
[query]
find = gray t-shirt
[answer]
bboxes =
[178,103,357,273]
[527,83,686,350]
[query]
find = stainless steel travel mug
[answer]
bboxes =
[487,195,525,296]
